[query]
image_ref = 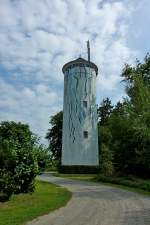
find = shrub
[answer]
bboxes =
[34,145,50,173]
[0,141,39,201]
[99,143,114,176]
[0,169,15,201]
[0,121,40,201]
[13,144,38,193]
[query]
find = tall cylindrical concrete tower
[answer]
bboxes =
[61,57,99,166]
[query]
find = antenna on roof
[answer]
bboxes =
[87,40,90,62]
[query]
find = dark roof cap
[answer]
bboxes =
[62,57,98,75]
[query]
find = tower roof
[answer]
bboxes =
[62,57,98,75]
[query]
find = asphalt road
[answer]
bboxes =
[26,173,150,225]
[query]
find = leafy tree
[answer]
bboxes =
[122,54,150,102]
[97,55,150,178]
[46,111,63,164]
[123,54,150,83]
[97,98,113,125]
[0,140,16,201]
[107,58,150,177]
[100,143,114,176]
[0,121,33,145]
[0,121,39,201]
[34,144,50,172]
[107,105,134,174]
[126,74,150,176]
[97,98,114,174]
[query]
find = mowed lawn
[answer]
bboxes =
[0,181,72,225]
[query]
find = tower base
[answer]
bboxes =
[58,165,99,174]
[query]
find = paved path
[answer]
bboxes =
[26,173,150,225]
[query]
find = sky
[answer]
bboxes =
[0,0,150,144]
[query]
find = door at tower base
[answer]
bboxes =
[61,58,99,166]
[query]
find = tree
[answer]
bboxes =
[100,143,114,176]
[107,57,150,177]
[0,121,35,147]
[107,105,135,174]
[0,140,16,201]
[97,55,150,178]
[97,98,114,174]
[97,98,113,125]
[0,121,38,201]
[34,144,50,172]
[122,53,150,102]
[46,111,63,164]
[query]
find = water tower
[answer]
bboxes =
[61,42,99,169]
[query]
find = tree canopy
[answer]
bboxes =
[0,121,49,201]
[46,111,63,164]
[99,55,150,177]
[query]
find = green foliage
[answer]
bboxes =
[0,121,33,145]
[98,55,150,178]
[34,144,50,172]
[97,98,113,125]
[98,98,114,176]
[99,143,114,176]
[113,74,150,176]
[46,111,63,164]
[13,144,38,194]
[0,121,39,201]
[0,169,15,202]
[96,175,150,192]
[0,140,16,201]
[122,53,150,89]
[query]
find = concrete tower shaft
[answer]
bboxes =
[61,57,99,166]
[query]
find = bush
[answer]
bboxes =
[0,121,40,201]
[0,169,15,201]
[0,140,16,201]
[34,145,50,173]
[99,143,114,176]
[0,140,38,201]
[13,144,38,193]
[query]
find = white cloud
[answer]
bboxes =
[0,77,60,143]
[0,0,142,142]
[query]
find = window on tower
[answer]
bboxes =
[83,100,87,108]
[83,131,88,138]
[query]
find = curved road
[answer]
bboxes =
[26,173,150,225]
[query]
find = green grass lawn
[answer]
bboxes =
[0,181,72,225]
[55,173,96,181]
[56,173,150,196]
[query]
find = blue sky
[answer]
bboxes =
[0,0,150,144]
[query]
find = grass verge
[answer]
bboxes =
[55,173,96,181]
[0,180,72,225]
[56,173,150,196]
[94,175,150,195]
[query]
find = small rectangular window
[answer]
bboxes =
[83,100,87,108]
[83,131,88,138]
